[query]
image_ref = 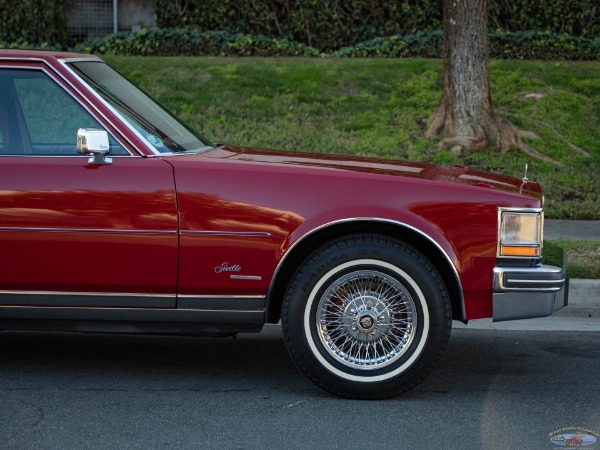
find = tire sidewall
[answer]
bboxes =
[284,237,450,396]
[304,258,429,382]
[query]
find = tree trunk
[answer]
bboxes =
[426,0,519,153]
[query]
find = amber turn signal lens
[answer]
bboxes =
[500,246,539,257]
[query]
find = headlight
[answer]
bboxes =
[498,209,543,257]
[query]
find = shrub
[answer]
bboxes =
[155,0,599,52]
[0,0,69,45]
[155,0,442,51]
[490,0,599,39]
[334,30,442,58]
[334,30,600,60]
[489,30,600,60]
[79,28,321,57]
[80,28,600,60]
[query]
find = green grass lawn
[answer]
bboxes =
[106,56,600,219]
[546,239,600,279]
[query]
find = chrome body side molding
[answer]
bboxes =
[177,295,265,310]
[0,227,177,235]
[0,291,175,308]
[180,230,271,237]
[0,295,267,334]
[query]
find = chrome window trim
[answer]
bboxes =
[0,57,48,63]
[266,217,466,320]
[60,59,163,156]
[496,207,544,259]
[0,62,135,156]
[0,56,101,64]
[60,57,103,63]
[0,154,132,158]
[35,57,143,156]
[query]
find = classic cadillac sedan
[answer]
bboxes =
[0,50,567,398]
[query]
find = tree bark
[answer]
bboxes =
[426,0,519,153]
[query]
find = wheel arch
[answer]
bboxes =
[265,219,465,323]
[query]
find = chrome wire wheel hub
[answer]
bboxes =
[316,270,417,370]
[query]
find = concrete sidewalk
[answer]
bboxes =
[453,314,600,332]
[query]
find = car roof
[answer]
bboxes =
[0,49,100,62]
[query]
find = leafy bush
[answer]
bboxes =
[79,28,320,57]
[80,27,599,60]
[334,31,442,58]
[490,0,599,39]
[0,0,597,52]
[155,0,599,51]
[0,40,63,51]
[0,0,68,45]
[334,30,600,60]
[489,30,600,60]
[155,0,442,51]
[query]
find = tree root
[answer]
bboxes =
[498,109,590,157]
[426,107,564,166]
[515,141,563,166]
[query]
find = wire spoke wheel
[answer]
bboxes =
[317,270,417,370]
[282,234,451,399]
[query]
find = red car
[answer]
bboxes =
[0,50,567,398]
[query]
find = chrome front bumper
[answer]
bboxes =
[492,265,568,322]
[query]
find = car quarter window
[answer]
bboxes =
[0,68,128,156]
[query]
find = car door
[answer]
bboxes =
[0,65,178,308]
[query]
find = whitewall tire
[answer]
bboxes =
[282,234,451,399]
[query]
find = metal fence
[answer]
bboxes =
[66,0,117,41]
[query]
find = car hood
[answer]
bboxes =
[199,146,542,199]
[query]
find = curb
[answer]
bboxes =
[568,279,600,308]
[556,279,600,318]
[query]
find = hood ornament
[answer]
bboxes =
[519,163,530,194]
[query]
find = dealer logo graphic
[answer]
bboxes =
[549,427,598,447]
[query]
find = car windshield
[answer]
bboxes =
[69,61,213,154]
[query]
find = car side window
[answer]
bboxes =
[0,113,4,151]
[1,69,128,156]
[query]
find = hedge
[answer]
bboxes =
[0,0,69,45]
[155,0,441,51]
[334,30,600,60]
[79,28,600,60]
[1,0,598,56]
[79,28,321,57]
[156,0,599,51]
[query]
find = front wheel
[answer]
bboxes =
[282,234,452,399]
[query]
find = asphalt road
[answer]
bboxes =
[1,325,599,450]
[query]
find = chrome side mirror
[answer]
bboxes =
[77,128,112,165]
